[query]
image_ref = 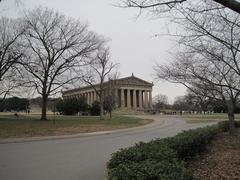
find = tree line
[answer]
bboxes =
[153,92,240,114]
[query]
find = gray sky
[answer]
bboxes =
[1,0,186,103]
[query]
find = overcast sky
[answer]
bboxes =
[1,0,186,103]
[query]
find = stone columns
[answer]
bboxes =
[115,89,118,107]
[138,90,143,109]
[121,89,125,108]
[94,91,97,102]
[96,91,98,101]
[92,91,94,103]
[149,90,152,109]
[127,89,131,108]
[133,89,137,109]
[144,90,148,109]
[87,92,90,105]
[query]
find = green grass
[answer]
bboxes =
[182,113,240,123]
[0,113,152,138]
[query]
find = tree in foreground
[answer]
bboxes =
[148,2,240,134]
[21,7,101,120]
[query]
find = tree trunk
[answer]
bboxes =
[227,101,235,135]
[100,91,104,120]
[41,95,48,121]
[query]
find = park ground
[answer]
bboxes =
[0,113,152,138]
[190,129,240,179]
[182,114,240,179]
[181,113,240,123]
[0,114,239,179]
[0,112,240,138]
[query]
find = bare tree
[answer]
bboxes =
[151,1,240,134]
[153,94,169,110]
[0,17,24,101]
[155,49,240,133]
[121,0,240,14]
[79,47,118,120]
[21,7,101,120]
[173,90,212,112]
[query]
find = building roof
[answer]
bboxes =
[62,75,153,95]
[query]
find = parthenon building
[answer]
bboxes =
[62,74,153,110]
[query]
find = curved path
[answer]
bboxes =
[0,115,213,180]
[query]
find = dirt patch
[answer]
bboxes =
[190,129,240,179]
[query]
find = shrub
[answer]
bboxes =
[89,101,100,116]
[107,124,221,180]
[108,142,191,180]
[108,159,191,180]
[108,142,177,169]
[162,125,220,160]
[56,97,88,115]
[0,97,29,112]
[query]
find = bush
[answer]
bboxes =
[0,97,29,112]
[107,125,221,180]
[89,101,100,116]
[162,125,220,160]
[56,97,88,115]
[108,159,191,180]
[108,142,191,180]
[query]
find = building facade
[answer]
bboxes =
[62,75,153,110]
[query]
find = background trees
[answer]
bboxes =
[153,94,169,111]
[20,7,102,120]
[0,97,29,112]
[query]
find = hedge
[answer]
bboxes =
[108,142,191,180]
[107,123,226,180]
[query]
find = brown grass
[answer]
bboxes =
[0,114,152,138]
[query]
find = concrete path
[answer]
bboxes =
[0,115,213,180]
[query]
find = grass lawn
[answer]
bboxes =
[0,113,152,138]
[182,113,240,123]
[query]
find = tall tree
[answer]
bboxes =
[155,47,240,134]
[21,7,101,120]
[0,17,24,101]
[150,1,240,134]
[79,47,118,120]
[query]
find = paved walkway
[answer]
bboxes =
[0,115,213,180]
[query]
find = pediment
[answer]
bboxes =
[117,76,153,87]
